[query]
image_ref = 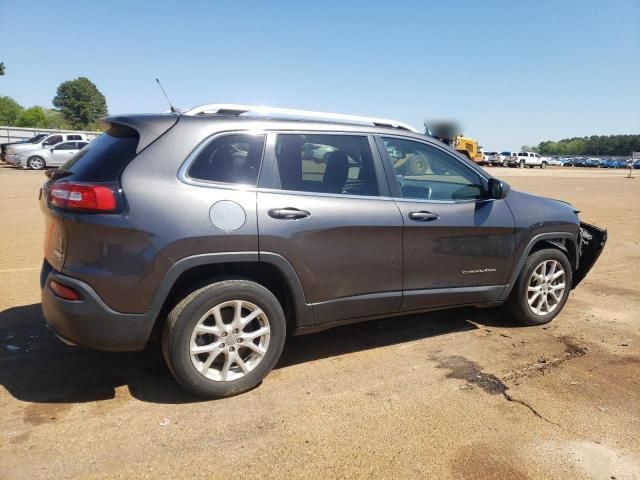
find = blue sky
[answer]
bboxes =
[1,0,639,150]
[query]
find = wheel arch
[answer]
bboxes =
[146,252,312,341]
[498,233,579,301]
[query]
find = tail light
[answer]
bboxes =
[48,182,119,212]
[50,280,81,301]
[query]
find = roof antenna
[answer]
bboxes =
[155,78,180,113]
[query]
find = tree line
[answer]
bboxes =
[0,77,107,131]
[522,134,640,156]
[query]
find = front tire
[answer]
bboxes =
[519,159,525,168]
[504,248,572,326]
[27,156,45,170]
[541,161,547,169]
[162,280,286,398]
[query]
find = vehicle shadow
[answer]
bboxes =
[0,303,517,405]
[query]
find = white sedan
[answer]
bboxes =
[14,140,89,170]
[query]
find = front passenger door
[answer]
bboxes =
[51,142,79,166]
[378,137,516,312]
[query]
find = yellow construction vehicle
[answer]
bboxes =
[452,135,484,164]
[425,122,484,164]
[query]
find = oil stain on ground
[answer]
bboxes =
[22,402,72,426]
[436,356,507,395]
[434,355,560,426]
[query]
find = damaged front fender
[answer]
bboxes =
[573,222,607,288]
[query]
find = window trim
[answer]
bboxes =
[260,131,391,198]
[177,130,267,191]
[374,134,491,204]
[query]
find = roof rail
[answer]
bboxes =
[181,103,419,132]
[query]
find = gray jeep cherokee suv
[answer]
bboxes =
[39,104,606,398]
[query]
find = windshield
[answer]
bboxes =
[500,151,511,156]
[29,134,48,143]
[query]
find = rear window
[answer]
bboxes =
[500,151,511,156]
[187,134,265,186]
[59,125,139,182]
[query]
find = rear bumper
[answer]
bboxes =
[40,261,154,351]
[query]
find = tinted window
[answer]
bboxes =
[188,134,265,186]
[54,142,77,150]
[274,134,378,196]
[67,135,82,141]
[77,142,88,148]
[382,138,484,201]
[59,125,139,182]
[43,135,63,147]
[500,151,511,156]
[30,134,48,143]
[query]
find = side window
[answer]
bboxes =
[188,134,265,186]
[67,135,82,141]
[43,135,63,147]
[78,142,88,149]
[382,138,484,201]
[274,134,378,196]
[54,142,76,150]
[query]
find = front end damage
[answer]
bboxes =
[572,222,607,287]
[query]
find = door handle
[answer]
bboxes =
[268,207,310,220]
[408,211,439,222]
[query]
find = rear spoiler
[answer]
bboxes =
[99,114,179,153]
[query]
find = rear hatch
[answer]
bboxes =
[40,114,178,272]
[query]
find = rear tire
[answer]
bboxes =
[162,280,286,398]
[27,156,45,170]
[519,159,525,168]
[504,248,572,326]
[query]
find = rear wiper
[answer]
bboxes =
[45,168,72,180]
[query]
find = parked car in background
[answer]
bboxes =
[490,151,516,167]
[14,140,89,170]
[507,151,549,168]
[4,133,87,165]
[1,134,49,161]
[484,152,498,166]
[546,157,562,166]
[39,103,606,398]
[573,158,600,168]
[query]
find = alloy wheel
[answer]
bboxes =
[189,300,271,382]
[526,260,566,316]
[29,157,44,169]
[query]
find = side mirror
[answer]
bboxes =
[487,178,510,199]
[50,148,55,152]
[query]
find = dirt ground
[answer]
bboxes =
[1,164,639,479]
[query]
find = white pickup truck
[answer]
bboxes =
[507,151,550,169]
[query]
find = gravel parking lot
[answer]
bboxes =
[1,164,639,479]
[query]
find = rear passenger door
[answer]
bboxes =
[257,132,403,326]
